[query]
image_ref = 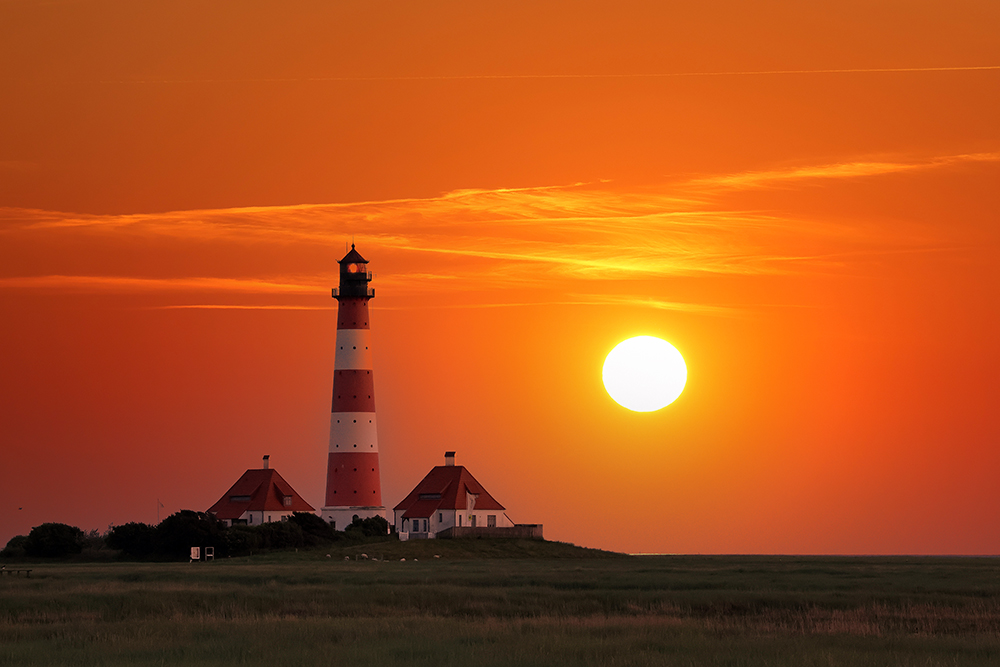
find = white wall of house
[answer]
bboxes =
[239,510,293,525]
[395,508,513,537]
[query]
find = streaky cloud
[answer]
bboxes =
[685,152,1000,190]
[0,275,322,294]
[1,150,985,308]
[86,64,1000,85]
[151,304,333,310]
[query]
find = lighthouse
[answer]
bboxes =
[320,245,387,529]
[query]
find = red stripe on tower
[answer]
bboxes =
[320,244,387,530]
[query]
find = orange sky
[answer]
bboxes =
[2,1,999,554]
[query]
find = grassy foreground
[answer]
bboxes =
[2,540,1000,666]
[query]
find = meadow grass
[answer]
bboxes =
[2,542,999,665]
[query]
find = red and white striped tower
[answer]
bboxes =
[320,245,386,529]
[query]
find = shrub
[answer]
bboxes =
[289,512,336,545]
[82,529,107,552]
[223,525,263,556]
[257,521,305,550]
[155,511,225,559]
[2,535,28,558]
[345,515,390,538]
[106,522,156,558]
[24,523,85,557]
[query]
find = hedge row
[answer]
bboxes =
[2,512,390,560]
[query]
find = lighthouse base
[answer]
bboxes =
[320,506,387,533]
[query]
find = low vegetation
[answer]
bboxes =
[1,553,998,666]
[2,512,391,561]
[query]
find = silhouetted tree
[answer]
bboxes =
[257,521,306,550]
[290,512,336,545]
[82,528,107,553]
[346,515,390,538]
[1,535,28,558]
[24,523,85,557]
[223,525,262,556]
[106,522,156,558]
[155,510,225,559]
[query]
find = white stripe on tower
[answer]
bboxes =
[329,413,378,451]
[333,329,373,370]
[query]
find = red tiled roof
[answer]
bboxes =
[393,465,505,518]
[208,468,314,520]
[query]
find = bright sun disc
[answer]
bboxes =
[603,336,687,412]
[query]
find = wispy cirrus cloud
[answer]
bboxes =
[1,151,990,311]
[152,304,332,310]
[71,63,1000,86]
[684,152,1000,191]
[0,275,322,294]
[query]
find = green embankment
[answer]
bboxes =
[2,547,999,666]
[320,536,624,561]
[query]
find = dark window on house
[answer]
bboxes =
[283,496,292,507]
[438,513,443,523]
[230,495,251,503]
[470,515,477,527]
[419,493,442,500]
[488,515,497,527]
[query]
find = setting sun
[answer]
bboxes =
[602,336,688,412]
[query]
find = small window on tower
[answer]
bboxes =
[283,496,292,507]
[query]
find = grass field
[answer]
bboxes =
[2,539,999,666]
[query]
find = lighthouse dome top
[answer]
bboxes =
[339,244,368,265]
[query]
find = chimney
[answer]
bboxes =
[262,455,270,470]
[444,451,456,466]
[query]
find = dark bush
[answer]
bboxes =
[82,529,107,553]
[223,525,263,556]
[106,522,156,558]
[155,510,225,559]
[257,521,305,550]
[289,512,336,545]
[24,523,85,557]
[345,515,390,538]
[2,535,28,558]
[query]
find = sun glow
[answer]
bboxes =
[602,336,687,412]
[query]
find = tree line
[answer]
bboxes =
[1,512,390,560]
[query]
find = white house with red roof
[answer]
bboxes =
[393,451,525,539]
[208,456,314,526]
